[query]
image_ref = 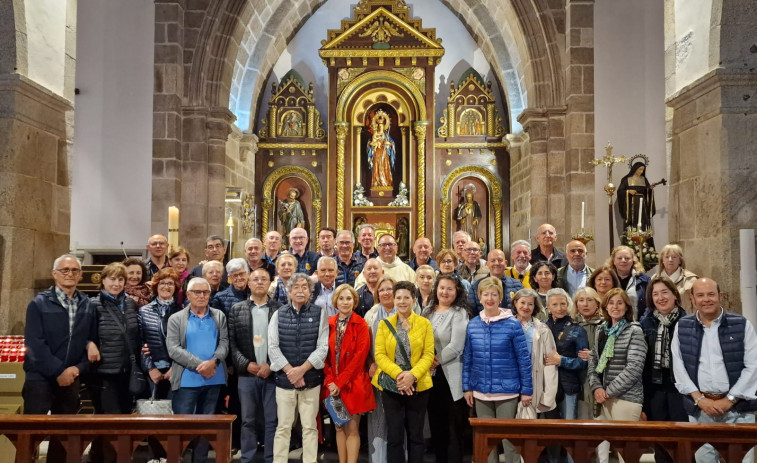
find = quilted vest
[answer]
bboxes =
[275,302,324,389]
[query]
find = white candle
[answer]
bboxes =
[168,206,179,248]
[581,201,585,229]
[637,198,644,229]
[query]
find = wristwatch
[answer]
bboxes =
[694,395,704,407]
[726,393,739,404]
[213,357,221,366]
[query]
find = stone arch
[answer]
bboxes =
[441,165,505,250]
[0,0,28,75]
[261,166,323,240]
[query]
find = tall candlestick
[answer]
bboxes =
[168,206,180,249]
[637,198,644,229]
[581,201,585,229]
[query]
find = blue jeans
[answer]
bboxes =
[560,393,578,420]
[172,385,222,463]
[238,375,277,463]
[691,409,755,463]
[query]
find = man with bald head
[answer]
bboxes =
[530,223,567,269]
[557,240,594,297]
[672,278,757,463]
[144,234,170,279]
[263,231,284,267]
[468,249,524,315]
[407,237,438,272]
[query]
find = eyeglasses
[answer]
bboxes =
[157,281,175,287]
[55,268,81,275]
[149,241,168,246]
[206,243,225,250]
[464,248,480,253]
[188,290,211,297]
[229,272,249,280]
[378,243,396,248]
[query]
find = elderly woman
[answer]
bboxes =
[436,249,471,294]
[530,261,559,315]
[323,284,376,463]
[463,277,533,463]
[654,244,698,313]
[587,265,621,301]
[168,246,191,306]
[414,264,435,310]
[269,253,297,305]
[139,268,182,399]
[641,277,687,438]
[89,262,142,413]
[606,246,650,318]
[202,260,225,298]
[543,288,589,421]
[573,287,604,419]
[210,258,250,315]
[509,288,558,419]
[364,275,396,463]
[372,281,435,463]
[422,274,470,463]
[124,257,153,307]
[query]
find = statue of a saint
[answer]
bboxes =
[455,184,482,242]
[366,110,396,189]
[277,188,305,244]
[617,161,656,231]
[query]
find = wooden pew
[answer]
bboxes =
[470,418,757,462]
[0,414,235,463]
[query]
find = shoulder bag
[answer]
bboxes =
[377,319,412,393]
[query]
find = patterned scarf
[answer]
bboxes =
[334,314,351,373]
[651,308,681,383]
[595,319,627,374]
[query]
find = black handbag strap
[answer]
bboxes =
[104,305,138,364]
[382,319,411,366]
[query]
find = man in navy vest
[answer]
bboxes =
[267,273,328,463]
[672,278,757,463]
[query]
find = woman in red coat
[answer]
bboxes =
[323,284,377,463]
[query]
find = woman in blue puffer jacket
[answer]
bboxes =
[463,277,533,463]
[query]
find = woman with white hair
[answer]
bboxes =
[543,288,589,421]
[209,257,250,315]
[654,244,698,313]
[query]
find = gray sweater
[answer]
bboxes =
[588,321,647,404]
[166,306,228,391]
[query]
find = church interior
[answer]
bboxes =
[0,0,756,336]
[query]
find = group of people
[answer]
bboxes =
[22,222,757,463]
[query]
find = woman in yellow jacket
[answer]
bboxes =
[371,280,435,463]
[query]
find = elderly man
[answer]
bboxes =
[557,240,594,297]
[144,234,170,279]
[335,229,363,286]
[229,268,280,463]
[356,258,383,316]
[317,227,337,258]
[452,231,471,264]
[245,237,275,278]
[407,237,438,271]
[468,249,524,315]
[167,277,228,463]
[268,274,329,463]
[354,234,415,288]
[504,240,533,288]
[311,257,338,317]
[530,224,567,268]
[672,278,757,463]
[263,231,284,268]
[191,235,229,280]
[457,240,488,283]
[354,223,379,264]
[288,227,320,276]
[23,254,96,461]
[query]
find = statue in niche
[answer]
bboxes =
[617,160,658,232]
[280,111,305,137]
[278,187,305,245]
[366,109,396,189]
[458,109,485,136]
[455,184,482,242]
[396,217,410,259]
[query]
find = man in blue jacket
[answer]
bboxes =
[23,254,95,459]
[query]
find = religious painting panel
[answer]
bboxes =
[451,177,489,254]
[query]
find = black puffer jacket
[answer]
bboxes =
[139,299,181,372]
[90,291,141,375]
[228,298,280,375]
[210,285,250,315]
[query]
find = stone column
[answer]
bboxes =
[413,121,429,238]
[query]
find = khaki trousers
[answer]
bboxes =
[273,386,321,463]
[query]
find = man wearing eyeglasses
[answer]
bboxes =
[457,241,489,283]
[334,230,363,287]
[354,233,415,289]
[530,223,567,269]
[144,234,170,280]
[167,277,228,463]
[288,227,320,276]
[23,254,97,460]
[190,235,229,288]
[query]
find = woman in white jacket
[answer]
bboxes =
[509,288,558,418]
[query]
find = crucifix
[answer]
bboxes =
[590,143,626,251]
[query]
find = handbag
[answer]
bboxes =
[136,390,173,415]
[515,402,537,420]
[377,319,412,393]
[323,395,351,427]
[104,307,148,396]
